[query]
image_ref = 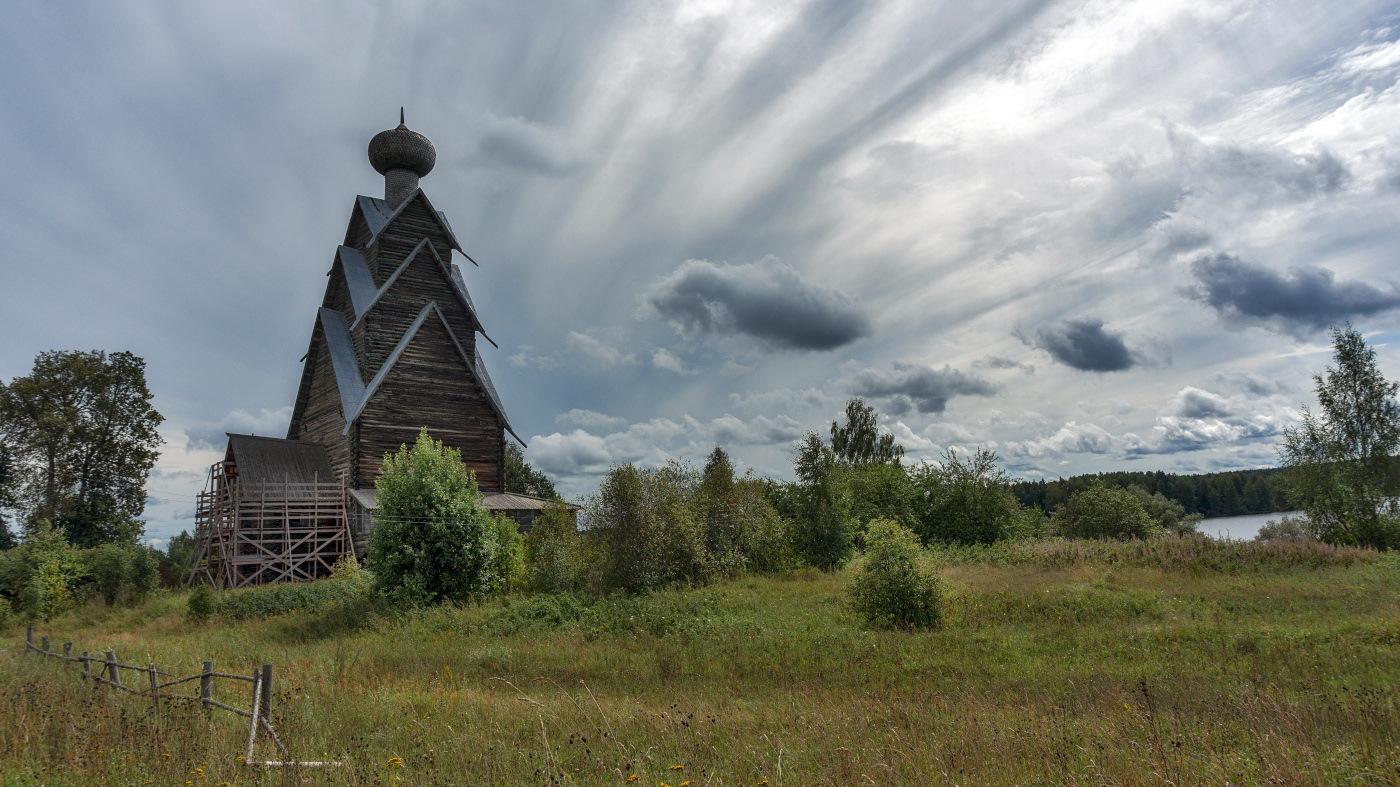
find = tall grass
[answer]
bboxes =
[0,543,1397,784]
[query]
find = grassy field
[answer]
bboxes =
[1,539,1398,785]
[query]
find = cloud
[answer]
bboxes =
[1006,421,1116,459]
[471,113,593,176]
[1186,254,1400,335]
[185,407,292,451]
[1022,318,1138,372]
[509,344,556,370]
[847,361,999,414]
[527,430,613,478]
[652,348,695,375]
[643,256,871,351]
[1172,386,1232,419]
[974,356,1035,373]
[566,331,637,366]
[555,409,627,430]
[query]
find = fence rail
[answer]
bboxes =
[22,626,340,768]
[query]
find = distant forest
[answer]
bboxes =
[1011,468,1291,519]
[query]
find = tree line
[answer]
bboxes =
[1011,467,1291,519]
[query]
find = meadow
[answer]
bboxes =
[1,537,1398,786]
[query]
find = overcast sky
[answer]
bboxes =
[3,0,1400,545]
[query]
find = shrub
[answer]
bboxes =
[187,585,214,621]
[1256,514,1320,542]
[586,462,707,593]
[12,522,84,620]
[84,543,160,606]
[525,500,580,593]
[1050,482,1160,540]
[205,567,373,621]
[488,515,525,593]
[1128,484,1203,535]
[368,429,497,605]
[848,519,941,630]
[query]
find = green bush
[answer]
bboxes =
[204,566,373,621]
[368,429,497,605]
[187,585,214,621]
[791,433,855,571]
[848,519,941,630]
[488,515,525,593]
[9,523,84,620]
[586,462,707,593]
[83,543,159,606]
[1050,482,1160,540]
[524,500,580,593]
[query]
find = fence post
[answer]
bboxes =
[25,626,32,652]
[106,650,121,688]
[81,652,90,679]
[260,664,273,723]
[200,661,213,716]
[41,636,50,655]
[62,642,72,659]
[149,663,160,719]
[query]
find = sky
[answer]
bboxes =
[2,0,1400,546]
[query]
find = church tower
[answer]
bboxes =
[285,112,521,492]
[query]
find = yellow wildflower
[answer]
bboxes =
[670,765,684,771]
[627,775,639,783]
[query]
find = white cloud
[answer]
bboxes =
[652,348,695,374]
[566,332,637,367]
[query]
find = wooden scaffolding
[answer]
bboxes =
[188,435,354,589]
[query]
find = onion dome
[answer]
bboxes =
[368,109,436,177]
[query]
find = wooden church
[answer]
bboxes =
[189,114,535,588]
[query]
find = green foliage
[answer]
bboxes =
[488,515,526,593]
[910,448,1038,545]
[1281,324,1400,549]
[83,543,158,606]
[1256,514,1320,542]
[1012,467,1290,518]
[830,398,904,466]
[524,500,581,593]
[841,460,915,537]
[199,569,374,621]
[368,429,496,605]
[161,530,195,586]
[1127,484,1203,535]
[504,442,558,500]
[586,462,707,593]
[15,522,84,620]
[848,519,941,630]
[1050,482,1160,540]
[791,432,854,571]
[186,585,214,621]
[0,350,163,545]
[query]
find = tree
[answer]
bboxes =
[0,351,163,545]
[0,441,17,548]
[504,442,558,500]
[1050,482,1159,540]
[367,429,498,605]
[830,398,904,466]
[1280,324,1400,549]
[791,432,854,570]
[1127,484,1202,535]
[910,448,1039,545]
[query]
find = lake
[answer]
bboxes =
[1198,510,1302,541]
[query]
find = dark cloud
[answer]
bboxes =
[849,362,998,414]
[1022,319,1137,372]
[644,256,871,350]
[1186,253,1400,335]
[1205,146,1349,198]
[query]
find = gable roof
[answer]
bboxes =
[346,238,494,346]
[342,301,522,445]
[351,191,476,264]
[319,307,366,418]
[334,246,377,318]
[225,434,337,485]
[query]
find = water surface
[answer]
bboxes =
[1199,511,1301,541]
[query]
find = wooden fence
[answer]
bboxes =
[22,626,340,768]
